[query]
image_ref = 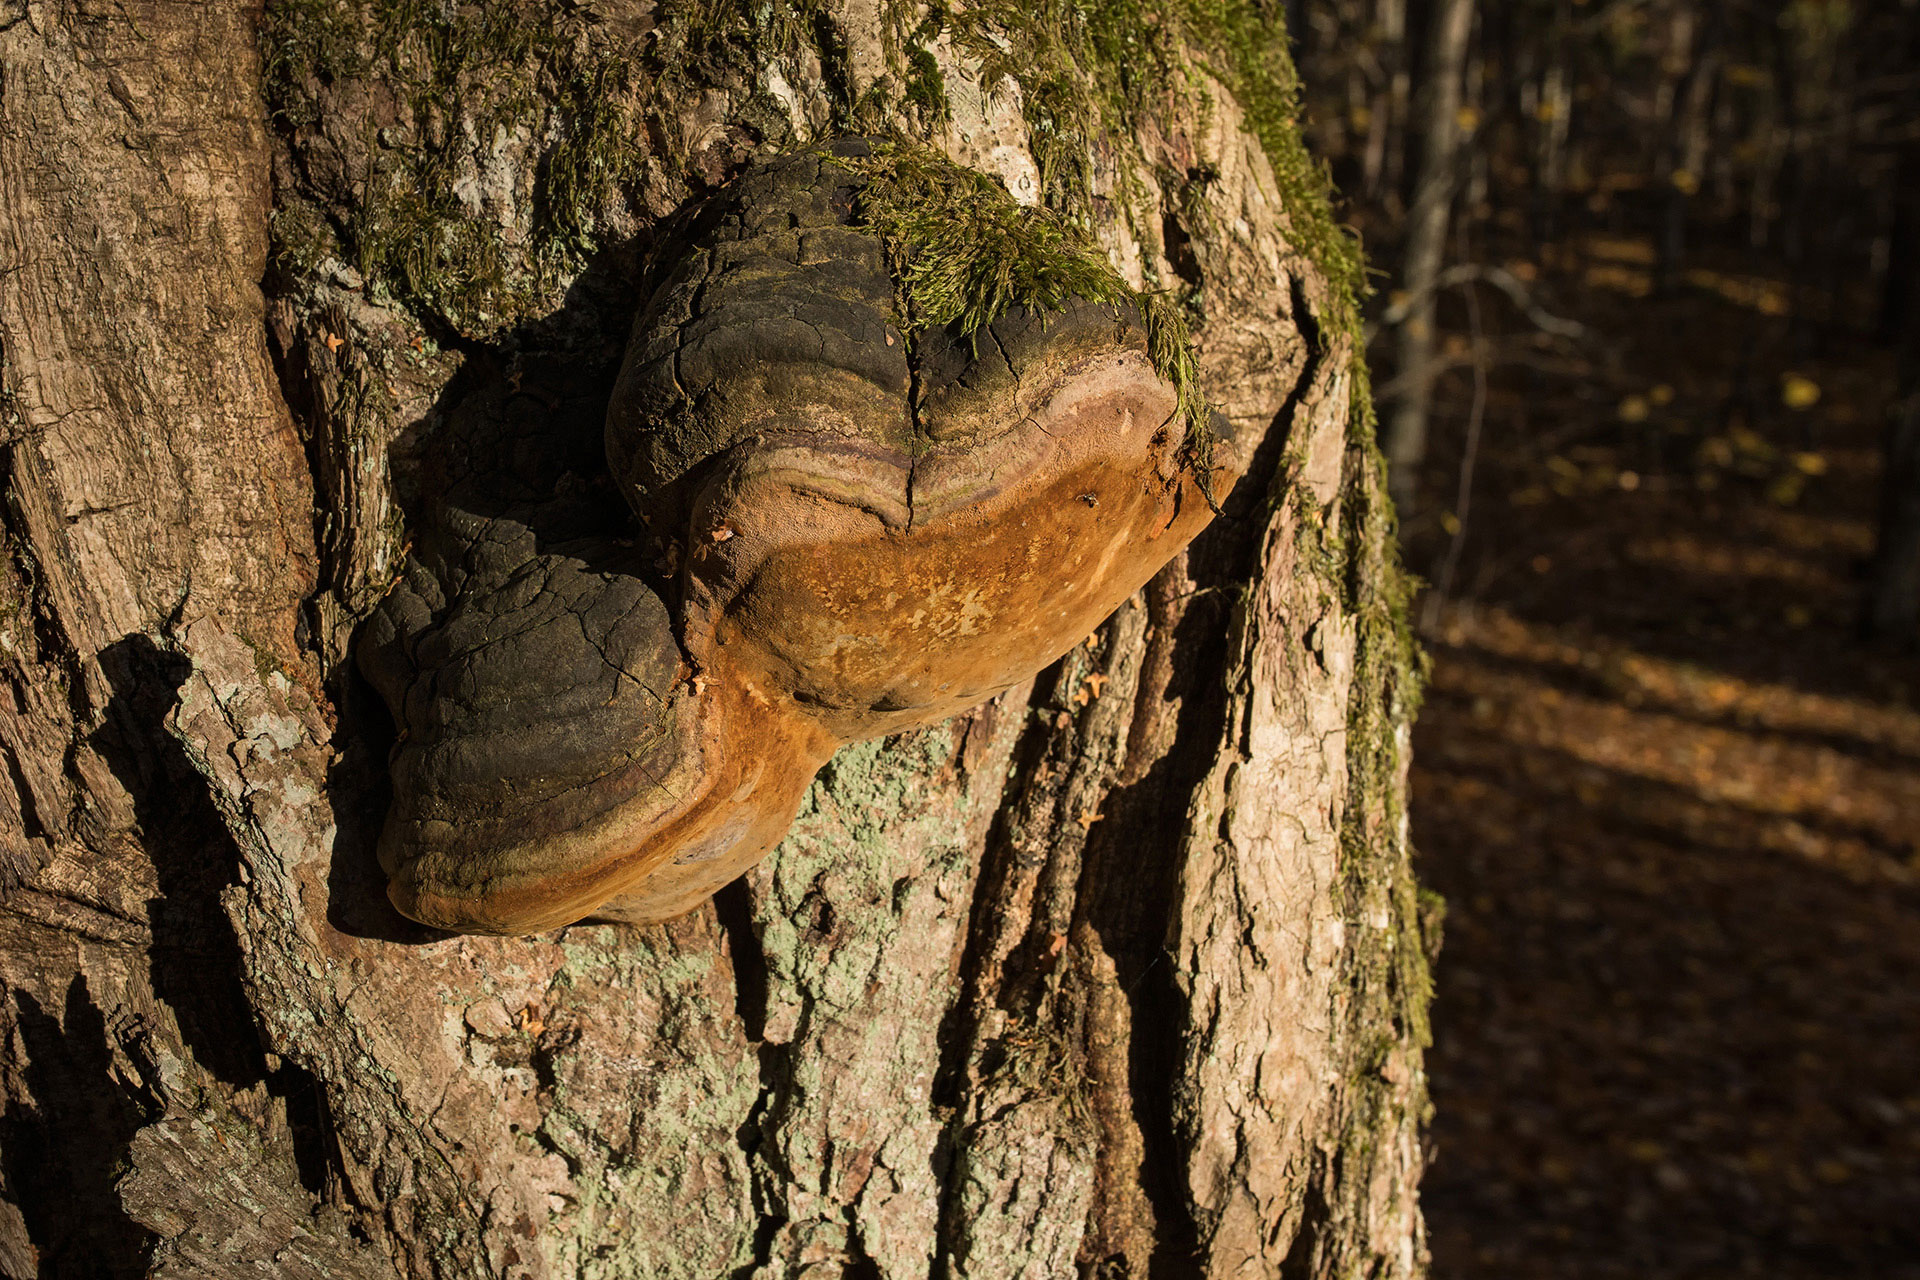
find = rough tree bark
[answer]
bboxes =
[0,2,1433,1277]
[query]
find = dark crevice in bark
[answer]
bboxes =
[528,1114,588,1194]
[730,1199,786,1280]
[1231,275,1325,576]
[905,336,925,531]
[1161,207,1204,291]
[0,741,44,846]
[321,674,437,944]
[73,638,361,1231]
[928,661,1064,1114]
[925,659,1076,1277]
[1276,1164,1329,1280]
[95,636,268,1093]
[731,1042,788,1280]
[809,8,862,129]
[713,877,769,1042]
[0,444,93,727]
[261,297,360,624]
[841,1205,883,1280]
[268,1056,344,1200]
[0,975,157,1279]
[1078,592,1226,1279]
[1076,298,1322,1275]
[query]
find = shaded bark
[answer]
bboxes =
[0,2,1431,1277]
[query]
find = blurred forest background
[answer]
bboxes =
[1286,0,1920,1275]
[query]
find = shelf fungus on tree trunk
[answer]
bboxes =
[358,142,1247,935]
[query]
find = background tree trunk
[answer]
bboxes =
[0,2,1432,1277]
[1869,149,1920,642]
[1383,0,1476,513]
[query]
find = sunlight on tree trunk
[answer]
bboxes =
[0,2,1432,1276]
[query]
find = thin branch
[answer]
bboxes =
[1375,263,1587,340]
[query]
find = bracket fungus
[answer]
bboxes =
[360,142,1249,934]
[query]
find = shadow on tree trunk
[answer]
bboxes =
[1,976,154,1278]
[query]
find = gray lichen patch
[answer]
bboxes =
[539,920,764,1280]
[734,702,1029,1279]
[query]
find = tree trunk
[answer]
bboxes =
[0,3,1432,1278]
[1384,0,1476,514]
[1654,11,1722,297]
[1869,145,1920,642]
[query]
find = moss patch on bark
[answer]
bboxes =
[841,141,1219,486]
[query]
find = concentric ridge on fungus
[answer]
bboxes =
[359,141,1249,934]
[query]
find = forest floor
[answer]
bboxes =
[1398,220,1920,1278]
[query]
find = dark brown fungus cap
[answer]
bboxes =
[363,145,1245,934]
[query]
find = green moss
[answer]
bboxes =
[843,141,1219,488]
[849,146,1128,328]
[986,1020,1095,1134]
[1198,2,1367,331]
[885,2,1367,358]
[1320,388,1434,1269]
[267,199,338,281]
[261,0,572,328]
[903,43,951,128]
[541,61,645,258]
[663,0,824,67]
[260,0,359,129]
[1276,403,1432,1200]
[853,3,1379,514]
[1138,290,1216,480]
[903,3,1345,300]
